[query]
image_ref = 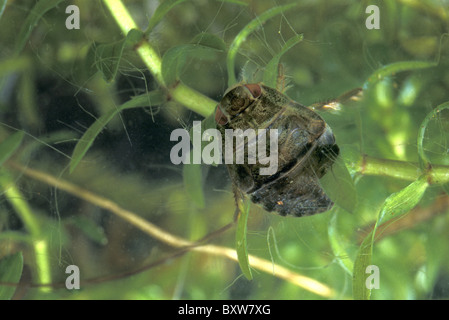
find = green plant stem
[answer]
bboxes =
[351,155,449,184]
[102,0,163,83]
[102,0,216,117]
[169,83,216,117]
[0,170,51,291]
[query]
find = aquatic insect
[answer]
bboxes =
[215,83,351,217]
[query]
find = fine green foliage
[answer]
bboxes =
[0,131,24,166]
[0,0,6,22]
[363,61,438,89]
[263,34,303,88]
[70,91,165,173]
[182,160,205,209]
[236,199,252,280]
[162,33,226,86]
[183,112,217,207]
[1,0,449,301]
[320,155,357,214]
[0,252,23,300]
[145,0,189,34]
[89,29,144,82]
[417,101,449,172]
[328,211,353,276]
[67,216,108,246]
[353,176,429,299]
[14,0,66,55]
[226,3,298,87]
[145,0,247,35]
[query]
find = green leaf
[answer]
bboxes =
[226,3,298,87]
[377,175,428,224]
[236,199,252,280]
[92,29,144,82]
[0,57,30,78]
[182,112,219,207]
[328,211,353,276]
[188,112,220,166]
[191,32,227,51]
[183,117,205,208]
[0,0,7,22]
[352,175,429,299]
[352,233,373,300]
[14,0,65,55]
[0,252,23,300]
[68,216,108,245]
[0,231,31,243]
[320,155,357,214]
[200,110,219,134]
[183,160,205,209]
[162,34,225,86]
[145,0,188,34]
[417,101,449,170]
[363,60,437,89]
[70,90,164,173]
[145,0,247,34]
[263,34,303,88]
[217,0,248,5]
[0,131,24,167]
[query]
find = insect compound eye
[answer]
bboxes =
[215,104,229,125]
[244,84,262,98]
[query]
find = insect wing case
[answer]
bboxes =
[217,84,339,217]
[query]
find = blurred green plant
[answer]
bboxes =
[0,0,449,300]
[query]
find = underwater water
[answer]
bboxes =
[0,0,449,301]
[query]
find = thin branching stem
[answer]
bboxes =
[0,170,51,292]
[352,155,449,184]
[103,0,217,118]
[7,161,335,298]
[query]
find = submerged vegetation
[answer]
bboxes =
[0,0,449,299]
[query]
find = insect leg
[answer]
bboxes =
[309,87,363,112]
